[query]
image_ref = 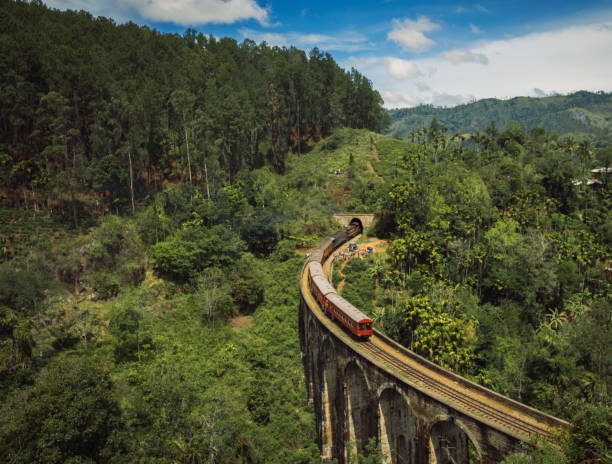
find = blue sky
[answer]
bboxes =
[44,0,612,108]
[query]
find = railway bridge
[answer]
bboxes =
[299,228,567,464]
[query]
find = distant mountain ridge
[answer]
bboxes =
[386,91,612,143]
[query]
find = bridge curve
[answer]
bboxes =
[299,231,568,463]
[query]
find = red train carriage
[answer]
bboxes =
[306,220,373,339]
[308,263,336,308]
[326,293,373,338]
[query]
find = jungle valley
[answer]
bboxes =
[0,2,610,463]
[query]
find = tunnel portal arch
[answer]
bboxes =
[350,217,364,232]
[332,214,375,231]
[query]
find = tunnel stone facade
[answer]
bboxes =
[333,214,375,231]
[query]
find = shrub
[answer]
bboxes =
[92,273,120,300]
[150,225,244,282]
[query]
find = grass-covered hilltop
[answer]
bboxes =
[1,1,610,463]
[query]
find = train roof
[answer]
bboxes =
[326,293,372,323]
[309,261,324,278]
[309,262,336,295]
[308,237,333,264]
[312,273,336,297]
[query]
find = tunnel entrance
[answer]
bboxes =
[349,218,364,232]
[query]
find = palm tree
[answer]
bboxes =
[559,135,578,158]
[577,139,594,178]
[381,272,395,289]
[450,133,465,160]
[372,307,386,328]
[367,260,385,288]
[546,308,565,330]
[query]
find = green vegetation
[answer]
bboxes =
[387,91,612,143]
[0,205,322,462]
[337,117,611,462]
[0,2,610,463]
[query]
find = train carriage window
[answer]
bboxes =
[359,323,364,331]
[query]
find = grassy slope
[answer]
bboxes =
[284,128,387,213]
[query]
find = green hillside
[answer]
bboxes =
[0,2,610,463]
[387,91,612,143]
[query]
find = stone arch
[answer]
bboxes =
[378,386,416,464]
[428,416,481,464]
[344,361,374,458]
[319,336,338,460]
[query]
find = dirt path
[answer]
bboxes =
[371,142,381,161]
[333,237,388,295]
[336,262,348,293]
[230,315,253,331]
[366,159,382,179]
[366,139,383,179]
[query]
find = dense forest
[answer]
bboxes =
[386,91,612,143]
[0,1,610,463]
[0,0,387,229]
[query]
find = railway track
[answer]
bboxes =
[357,338,553,440]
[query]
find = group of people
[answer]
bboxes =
[333,249,368,262]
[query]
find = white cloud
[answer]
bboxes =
[431,92,473,107]
[239,28,371,52]
[239,29,288,46]
[46,0,270,25]
[118,0,269,25]
[385,58,421,80]
[456,7,465,14]
[387,17,440,52]
[533,88,547,97]
[475,4,488,13]
[443,49,488,64]
[381,91,422,109]
[345,20,612,109]
[470,23,481,34]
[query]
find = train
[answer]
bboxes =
[307,220,374,338]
